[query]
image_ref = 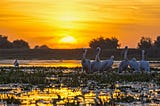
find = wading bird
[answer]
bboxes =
[129,57,140,72]
[139,50,150,72]
[100,55,114,72]
[14,59,19,67]
[118,46,129,73]
[91,47,101,72]
[81,48,91,73]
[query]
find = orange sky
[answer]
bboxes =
[0,0,160,49]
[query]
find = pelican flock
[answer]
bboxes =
[81,46,150,73]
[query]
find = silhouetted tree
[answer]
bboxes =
[34,45,50,49]
[138,37,152,49]
[0,35,13,49]
[34,45,39,49]
[89,37,106,49]
[154,36,160,48]
[104,37,120,49]
[89,37,120,49]
[12,39,30,49]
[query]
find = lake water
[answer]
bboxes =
[0,59,160,68]
[0,60,160,105]
[0,60,81,67]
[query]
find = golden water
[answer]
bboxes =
[0,60,160,68]
[0,82,159,105]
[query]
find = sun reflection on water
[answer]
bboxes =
[0,82,160,105]
[1,60,160,68]
[0,61,160,105]
[0,60,81,67]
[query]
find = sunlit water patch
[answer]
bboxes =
[0,82,159,105]
[0,66,160,105]
[0,60,160,68]
[0,60,81,67]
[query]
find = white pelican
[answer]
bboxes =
[129,57,140,72]
[118,46,129,73]
[100,56,114,72]
[91,47,101,72]
[81,48,91,73]
[139,50,150,72]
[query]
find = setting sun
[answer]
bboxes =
[60,36,77,44]
[0,0,160,49]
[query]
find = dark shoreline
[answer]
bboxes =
[0,48,160,60]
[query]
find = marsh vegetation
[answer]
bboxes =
[0,66,159,105]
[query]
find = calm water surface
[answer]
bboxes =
[0,60,160,105]
[0,60,81,67]
[0,59,160,68]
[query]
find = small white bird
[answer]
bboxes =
[81,48,91,73]
[139,50,150,72]
[91,47,101,72]
[118,46,129,73]
[14,59,19,67]
[129,57,140,72]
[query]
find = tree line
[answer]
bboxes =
[89,36,160,50]
[89,37,120,49]
[0,34,160,50]
[0,35,29,49]
[0,35,49,49]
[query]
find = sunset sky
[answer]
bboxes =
[0,0,160,49]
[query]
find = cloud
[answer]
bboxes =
[1,0,160,48]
